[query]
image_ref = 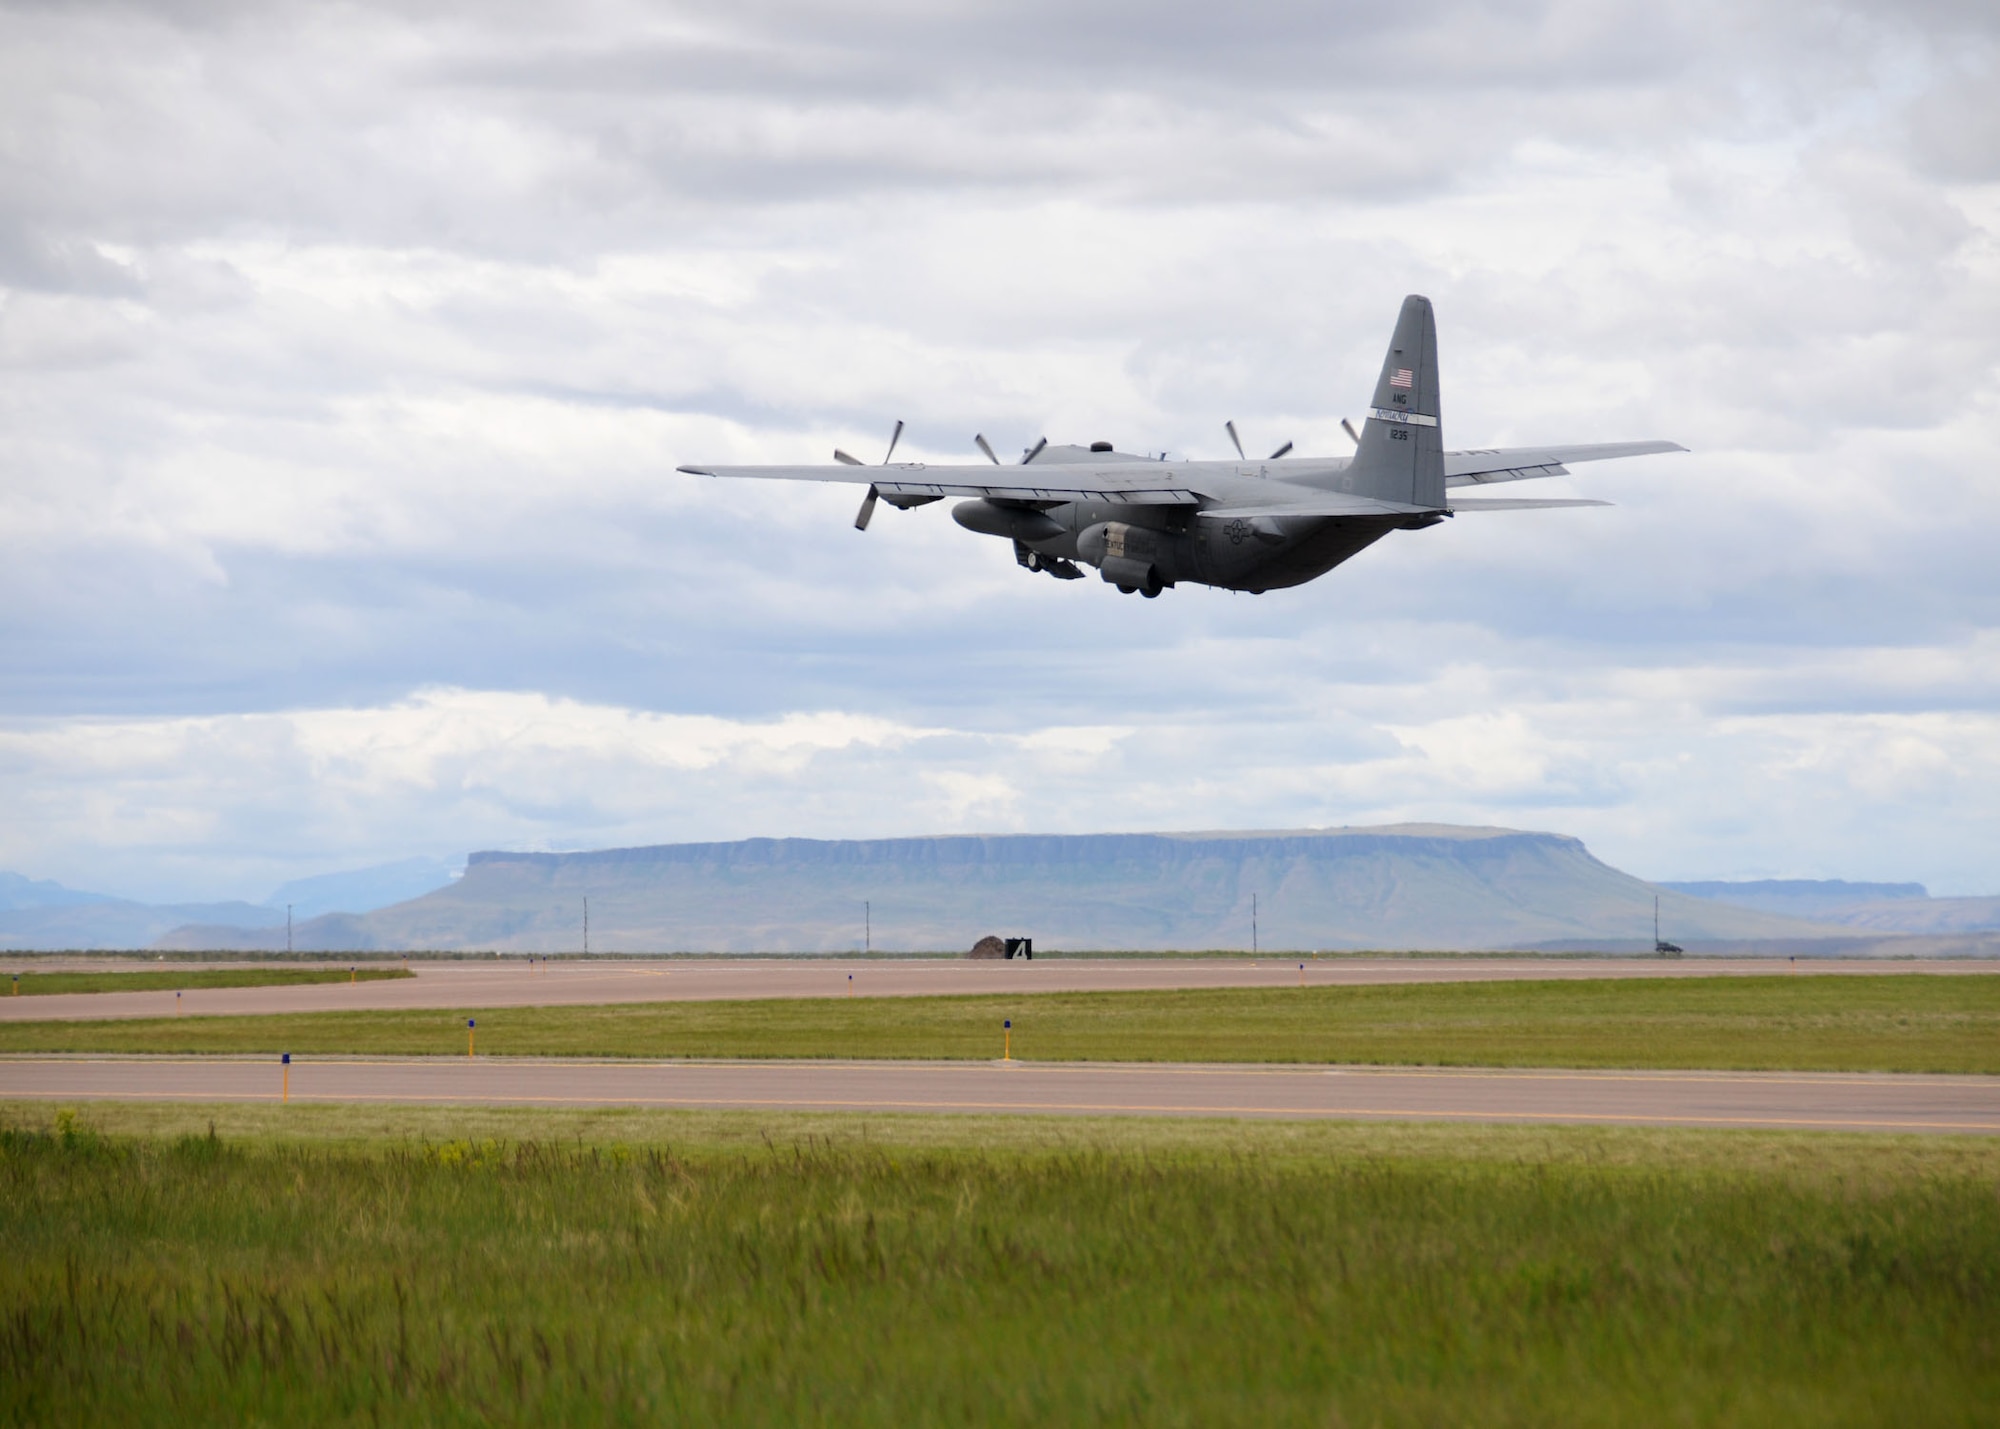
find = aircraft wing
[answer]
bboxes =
[682,438,1683,509]
[681,461,1444,516]
[675,463,1208,506]
[1444,440,1686,488]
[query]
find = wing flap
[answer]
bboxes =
[1197,495,1435,520]
[678,463,1205,505]
[878,481,1204,504]
[1447,497,1612,511]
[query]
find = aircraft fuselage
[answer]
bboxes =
[952,490,1427,595]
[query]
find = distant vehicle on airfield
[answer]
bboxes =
[678,296,1686,598]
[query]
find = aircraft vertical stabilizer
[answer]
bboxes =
[1345,295,1445,509]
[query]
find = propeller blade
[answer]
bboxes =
[834,449,864,466]
[854,484,879,531]
[1340,419,1360,446]
[1267,441,1293,459]
[974,433,1000,465]
[1019,436,1048,465]
[1225,420,1246,460]
[881,419,904,465]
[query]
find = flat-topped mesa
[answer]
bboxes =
[462,824,1583,874]
[340,825,1833,955]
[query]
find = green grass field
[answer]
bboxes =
[0,966,412,996]
[3,1103,1995,1425]
[4,974,1996,1072]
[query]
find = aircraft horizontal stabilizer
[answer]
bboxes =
[1445,440,1685,487]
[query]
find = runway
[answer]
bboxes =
[4,955,1993,1023]
[4,1055,1996,1133]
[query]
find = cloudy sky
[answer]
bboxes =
[2,0,1996,903]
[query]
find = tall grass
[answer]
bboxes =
[3,1111,1995,1424]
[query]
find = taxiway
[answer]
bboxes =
[4,1055,1995,1134]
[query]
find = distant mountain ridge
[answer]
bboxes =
[0,895,282,952]
[158,824,1871,954]
[0,860,458,951]
[13,832,1998,954]
[264,858,461,920]
[1665,879,2000,936]
[1663,879,1930,912]
[0,872,119,912]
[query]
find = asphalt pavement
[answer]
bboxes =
[4,1055,1996,1133]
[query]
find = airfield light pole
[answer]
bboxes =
[583,897,590,958]
[1252,894,1259,958]
[865,901,871,955]
[287,904,292,956]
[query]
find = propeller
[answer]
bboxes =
[972,432,1048,465]
[1341,418,1360,446]
[843,420,905,530]
[1225,420,1293,462]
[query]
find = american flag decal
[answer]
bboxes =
[1389,368,1414,389]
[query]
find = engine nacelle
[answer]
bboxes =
[1076,521,1153,564]
[1078,522,1168,595]
[952,499,1064,542]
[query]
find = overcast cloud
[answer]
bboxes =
[1,0,1996,902]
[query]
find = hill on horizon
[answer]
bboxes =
[0,862,458,952]
[1665,879,2000,936]
[155,824,1862,954]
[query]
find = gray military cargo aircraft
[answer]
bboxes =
[677,295,1685,597]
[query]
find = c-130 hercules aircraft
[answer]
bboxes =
[678,295,1685,597]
